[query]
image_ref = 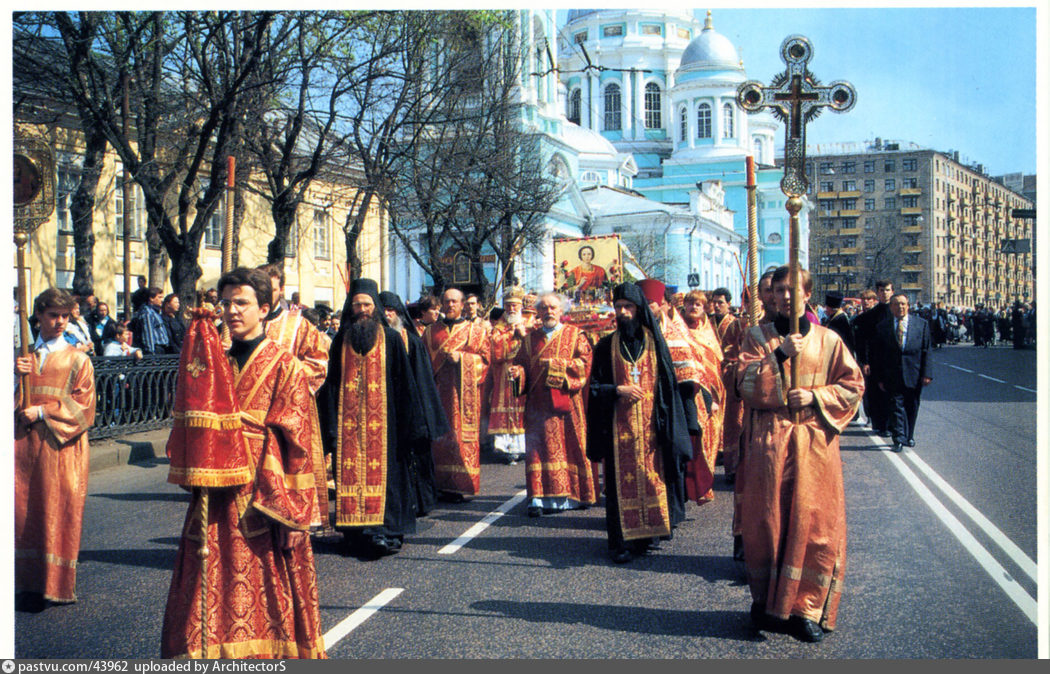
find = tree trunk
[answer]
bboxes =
[268,198,298,264]
[70,129,107,296]
[169,241,203,311]
[146,213,167,290]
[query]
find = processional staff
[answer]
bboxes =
[13,138,57,410]
[736,35,856,418]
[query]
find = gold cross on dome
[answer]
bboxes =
[736,35,856,197]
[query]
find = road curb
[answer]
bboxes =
[88,427,172,474]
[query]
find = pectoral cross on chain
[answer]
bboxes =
[737,35,856,197]
[629,365,641,385]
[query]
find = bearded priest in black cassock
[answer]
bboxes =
[379,290,451,516]
[586,282,693,564]
[318,279,425,557]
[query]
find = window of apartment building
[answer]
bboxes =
[641,24,662,36]
[820,181,835,192]
[884,178,896,191]
[204,204,224,248]
[841,161,856,174]
[842,218,858,231]
[819,199,835,211]
[884,196,897,209]
[602,24,624,38]
[842,180,856,191]
[864,160,875,173]
[696,103,711,138]
[840,198,857,210]
[644,82,662,129]
[819,162,834,175]
[604,83,621,130]
[722,103,734,138]
[283,221,298,258]
[903,157,917,171]
[568,89,581,125]
[884,159,895,172]
[902,195,919,208]
[863,179,874,193]
[56,167,78,235]
[115,173,144,240]
[902,177,918,189]
[865,198,875,210]
[313,209,331,260]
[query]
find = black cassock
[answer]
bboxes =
[318,324,425,541]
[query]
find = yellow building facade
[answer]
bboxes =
[15,124,386,316]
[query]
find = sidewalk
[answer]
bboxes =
[88,427,172,474]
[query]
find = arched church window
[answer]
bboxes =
[679,106,687,142]
[753,138,763,162]
[568,89,581,125]
[644,83,661,129]
[604,84,621,131]
[722,102,735,138]
[697,103,711,139]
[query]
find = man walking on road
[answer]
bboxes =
[853,281,894,435]
[736,266,863,643]
[869,293,932,452]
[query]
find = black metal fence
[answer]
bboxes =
[89,354,180,440]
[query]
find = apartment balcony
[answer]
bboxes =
[839,227,861,235]
[900,187,922,196]
[902,283,923,291]
[838,246,859,254]
[901,207,923,216]
[902,245,923,254]
[839,209,861,217]
[817,191,836,200]
[839,190,862,199]
[901,225,923,234]
[901,265,923,272]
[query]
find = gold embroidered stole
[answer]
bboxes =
[334,328,389,527]
[611,329,670,540]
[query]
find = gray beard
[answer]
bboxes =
[387,314,403,331]
[504,312,522,325]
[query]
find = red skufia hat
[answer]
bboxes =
[166,308,251,488]
[636,278,667,305]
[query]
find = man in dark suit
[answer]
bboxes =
[852,280,894,436]
[869,293,932,452]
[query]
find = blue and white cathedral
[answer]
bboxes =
[388,9,809,303]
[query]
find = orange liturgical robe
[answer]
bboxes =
[513,324,597,507]
[15,344,96,603]
[487,318,526,437]
[266,307,330,528]
[162,338,326,659]
[714,313,744,476]
[736,320,863,631]
[425,320,491,496]
[671,312,725,504]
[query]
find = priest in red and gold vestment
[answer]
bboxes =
[586,283,693,564]
[15,289,96,611]
[258,264,330,530]
[487,287,529,465]
[511,292,596,517]
[736,266,863,643]
[710,287,744,483]
[424,288,491,500]
[162,267,325,659]
[318,280,425,557]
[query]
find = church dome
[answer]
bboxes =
[567,10,599,23]
[679,11,742,70]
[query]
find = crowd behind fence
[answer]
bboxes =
[88,354,179,440]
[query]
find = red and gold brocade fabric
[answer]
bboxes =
[668,312,725,505]
[514,325,597,504]
[735,323,863,631]
[610,330,671,541]
[425,320,491,495]
[265,308,330,528]
[161,339,325,659]
[15,347,96,603]
[487,318,525,435]
[332,329,389,527]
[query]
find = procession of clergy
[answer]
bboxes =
[15,260,864,657]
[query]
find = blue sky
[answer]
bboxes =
[556,4,1041,177]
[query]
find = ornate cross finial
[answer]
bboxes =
[736,35,856,196]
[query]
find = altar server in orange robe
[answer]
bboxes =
[257,263,330,530]
[161,267,325,659]
[15,288,96,611]
[736,265,863,643]
[424,288,491,500]
[487,287,529,465]
[511,292,596,517]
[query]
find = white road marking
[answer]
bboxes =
[877,441,1037,624]
[947,364,973,373]
[903,451,1037,582]
[944,362,1034,392]
[977,374,1006,383]
[1015,385,1037,393]
[323,587,404,649]
[438,489,529,555]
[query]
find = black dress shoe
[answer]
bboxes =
[527,506,542,518]
[611,548,633,564]
[906,438,915,447]
[789,615,824,643]
[891,442,903,453]
[732,535,745,561]
[439,491,467,503]
[724,472,736,485]
[878,430,891,438]
[750,603,778,631]
[15,592,47,613]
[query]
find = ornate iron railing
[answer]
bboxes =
[89,354,180,440]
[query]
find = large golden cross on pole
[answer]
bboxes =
[736,35,855,414]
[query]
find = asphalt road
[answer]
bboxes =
[12,343,1040,659]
